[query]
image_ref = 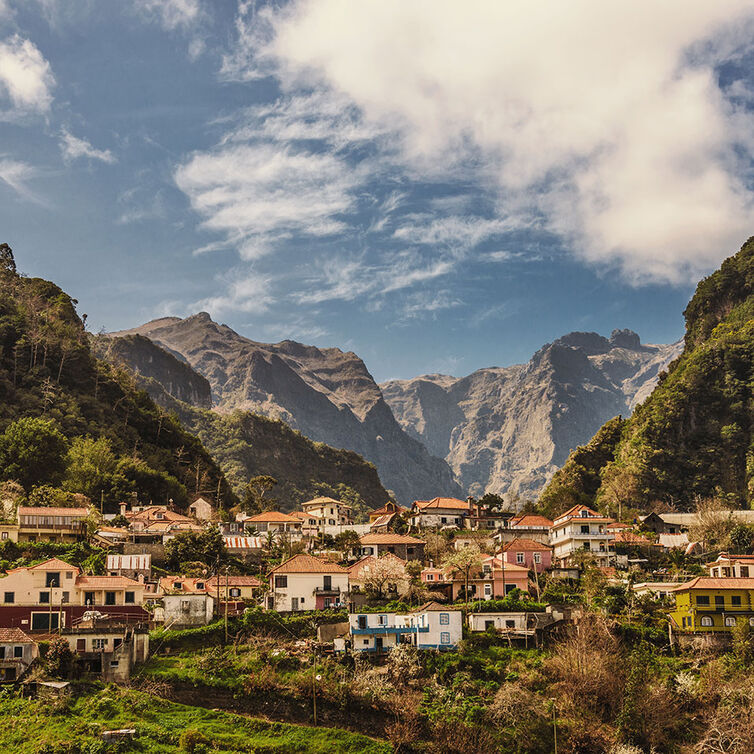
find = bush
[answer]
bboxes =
[179,729,211,753]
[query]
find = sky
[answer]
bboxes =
[1,1,754,382]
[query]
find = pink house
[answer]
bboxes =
[448,554,530,602]
[501,538,553,574]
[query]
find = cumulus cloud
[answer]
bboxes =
[194,270,273,315]
[134,0,201,31]
[59,129,116,164]
[248,0,754,284]
[0,35,54,114]
[175,142,360,259]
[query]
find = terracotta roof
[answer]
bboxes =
[360,533,426,545]
[509,514,553,528]
[302,497,352,509]
[369,503,405,517]
[245,511,302,523]
[158,576,208,594]
[607,522,631,530]
[673,577,754,592]
[347,553,406,578]
[18,507,89,517]
[77,575,142,589]
[0,628,34,643]
[554,505,613,524]
[502,538,552,552]
[289,511,317,522]
[28,558,79,572]
[708,552,754,564]
[412,601,455,613]
[613,531,656,545]
[414,497,473,511]
[207,575,262,588]
[268,553,347,575]
[481,554,529,573]
[369,513,397,528]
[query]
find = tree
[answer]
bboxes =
[0,417,68,491]
[0,242,16,276]
[334,529,361,556]
[63,436,127,504]
[46,636,74,678]
[688,497,735,550]
[730,524,754,554]
[165,526,226,570]
[364,555,409,598]
[442,545,482,607]
[241,475,278,515]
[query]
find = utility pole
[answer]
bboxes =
[224,567,229,644]
[312,649,318,725]
[551,700,558,754]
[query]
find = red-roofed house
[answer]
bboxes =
[551,505,615,567]
[267,554,349,611]
[359,533,426,561]
[0,627,37,681]
[16,507,90,543]
[243,511,303,538]
[409,497,473,529]
[501,538,552,573]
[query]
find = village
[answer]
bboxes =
[0,492,751,690]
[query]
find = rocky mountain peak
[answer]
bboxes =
[609,328,642,350]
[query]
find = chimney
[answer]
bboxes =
[120,502,127,517]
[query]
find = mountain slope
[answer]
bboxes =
[382,330,681,499]
[539,236,754,515]
[110,314,461,503]
[0,246,235,512]
[96,333,391,514]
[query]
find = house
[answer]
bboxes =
[188,497,215,521]
[60,616,149,683]
[500,538,552,574]
[301,497,354,528]
[0,524,19,543]
[707,553,754,579]
[124,505,202,542]
[669,577,754,633]
[206,574,262,602]
[16,507,89,543]
[93,526,131,547]
[348,603,462,652]
[158,576,209,595]
[107,554,151,583]
[496,514,553,546]
[358,533,426,561]
[162,593,214,628]
[409,497,474,529]
[347,554,409,600]
[222,535,264,560]
[243,511,303,539]
[288,511,320,536]
[550,505,615,567]
[632,582,682,599]
[658,533,692,550]
[448,553,530,602]
[368,501,404,523]
[267,554,349,611]
[0,628,38,681]
[453,533,495,552]
[466,507,515,531]
[613,530,660,551]
[468,611,539,635]
[0,559,148,631]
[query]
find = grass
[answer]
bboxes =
[0,684,391,753]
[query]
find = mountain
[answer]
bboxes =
[0,246,235,512]
[96,333,391,515]
[381,330,681,500]
[539,236,754,515]
[109,314,462,504]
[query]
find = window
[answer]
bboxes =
[439,613,449,625]
[45,572,60,588]
[407,547,414,556]
[1,532,7,540]
[580,525,590,534]
[61,592,69,604]
[0,648,4,659]
[181,600,190,612]
[84,592,95,605]
[505,584,516,595]
[323,576,332,591]
[93,638,107,650]
[105,592,116,606]
[39,592,50,604]
[363,639,369,646]
[582,542,590,550]
[440,517,447,524]
[580,510,589,517]
[13,646,22,658]
[484,620,494,630]
[700,616,713,627]
[31,613,58,631]
[3,592,13,604]
[516,552,525,564]
[124,591,135,604]
[725,617,737,627]
[505,620,515,629]
[484,583,492,597]
[749,617,754,627]
[732,595,742,606]
[196,582,204,590]
[696,595,710,606]
[440,632,451,645]
[425,574,434,582]
[110,661,119,668]
[358,615,368,629]
[230,588,241,598]
[743,567,750,578]
[274,575,287,589]
[65,571,73,580]
[378,614,388,626]
[715,596,725,607]
[533,553,541,564]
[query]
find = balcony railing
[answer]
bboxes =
[314,586,341,595]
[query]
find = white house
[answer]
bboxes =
[348,602,463,652]
[550,505,615,567]
[409,498,474,529]
[266,553,349,611]
[301,497,354,528]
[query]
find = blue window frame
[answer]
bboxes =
[440,632,451,644]
[439,613,449,625]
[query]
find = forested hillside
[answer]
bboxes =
[539,237,754,515]
[97,333,392,515]
[0,244,235,513]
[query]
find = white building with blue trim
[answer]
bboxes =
[348,602,463,652]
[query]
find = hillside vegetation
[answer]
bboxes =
[0,245,235,512]
[539,236,754,514]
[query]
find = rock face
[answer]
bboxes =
[381,330,682,499]
[110,314,462,504]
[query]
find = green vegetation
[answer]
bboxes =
[0,684,390,753]
[0,245,235,512]
[540,236,754,514]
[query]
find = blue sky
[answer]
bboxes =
[1,1,754,381]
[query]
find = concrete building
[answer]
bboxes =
[162,593,214,628]
[188,497,214,521]
[495,514,553,546]
[707,553,754,578]
[16,507,89,543]
[301,497,354,528]
[409,497,473,529]
[0,628,37,681]
[448,554,530,601]
[106,554,151,583]
[500,538,552,574]
[243,511,303,539]
[358,533,426,561]
[267,554,349,611]
[550,505,615,567]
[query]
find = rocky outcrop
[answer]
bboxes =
[110,314,462,504]
[381,330,682,500]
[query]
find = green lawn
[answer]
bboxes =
[0,685,391,753]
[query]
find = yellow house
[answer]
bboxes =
[669,577,754,633]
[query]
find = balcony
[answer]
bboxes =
[352,625,429,635]
[314,586,341,596]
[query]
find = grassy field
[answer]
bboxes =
[0,684,392,754]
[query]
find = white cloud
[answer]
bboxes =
[393,216,521,250]
[59,129,116,164]
[246,0,754,285]
[0,35,54,113]
[0,158,39,201]
[194,270,273,315]
[134,0,200,31]
[175,142,360,259]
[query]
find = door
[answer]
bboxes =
[323,575,332,591]
[76,639,85,652]
[291,597,299,611]
[375,637,383,652]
